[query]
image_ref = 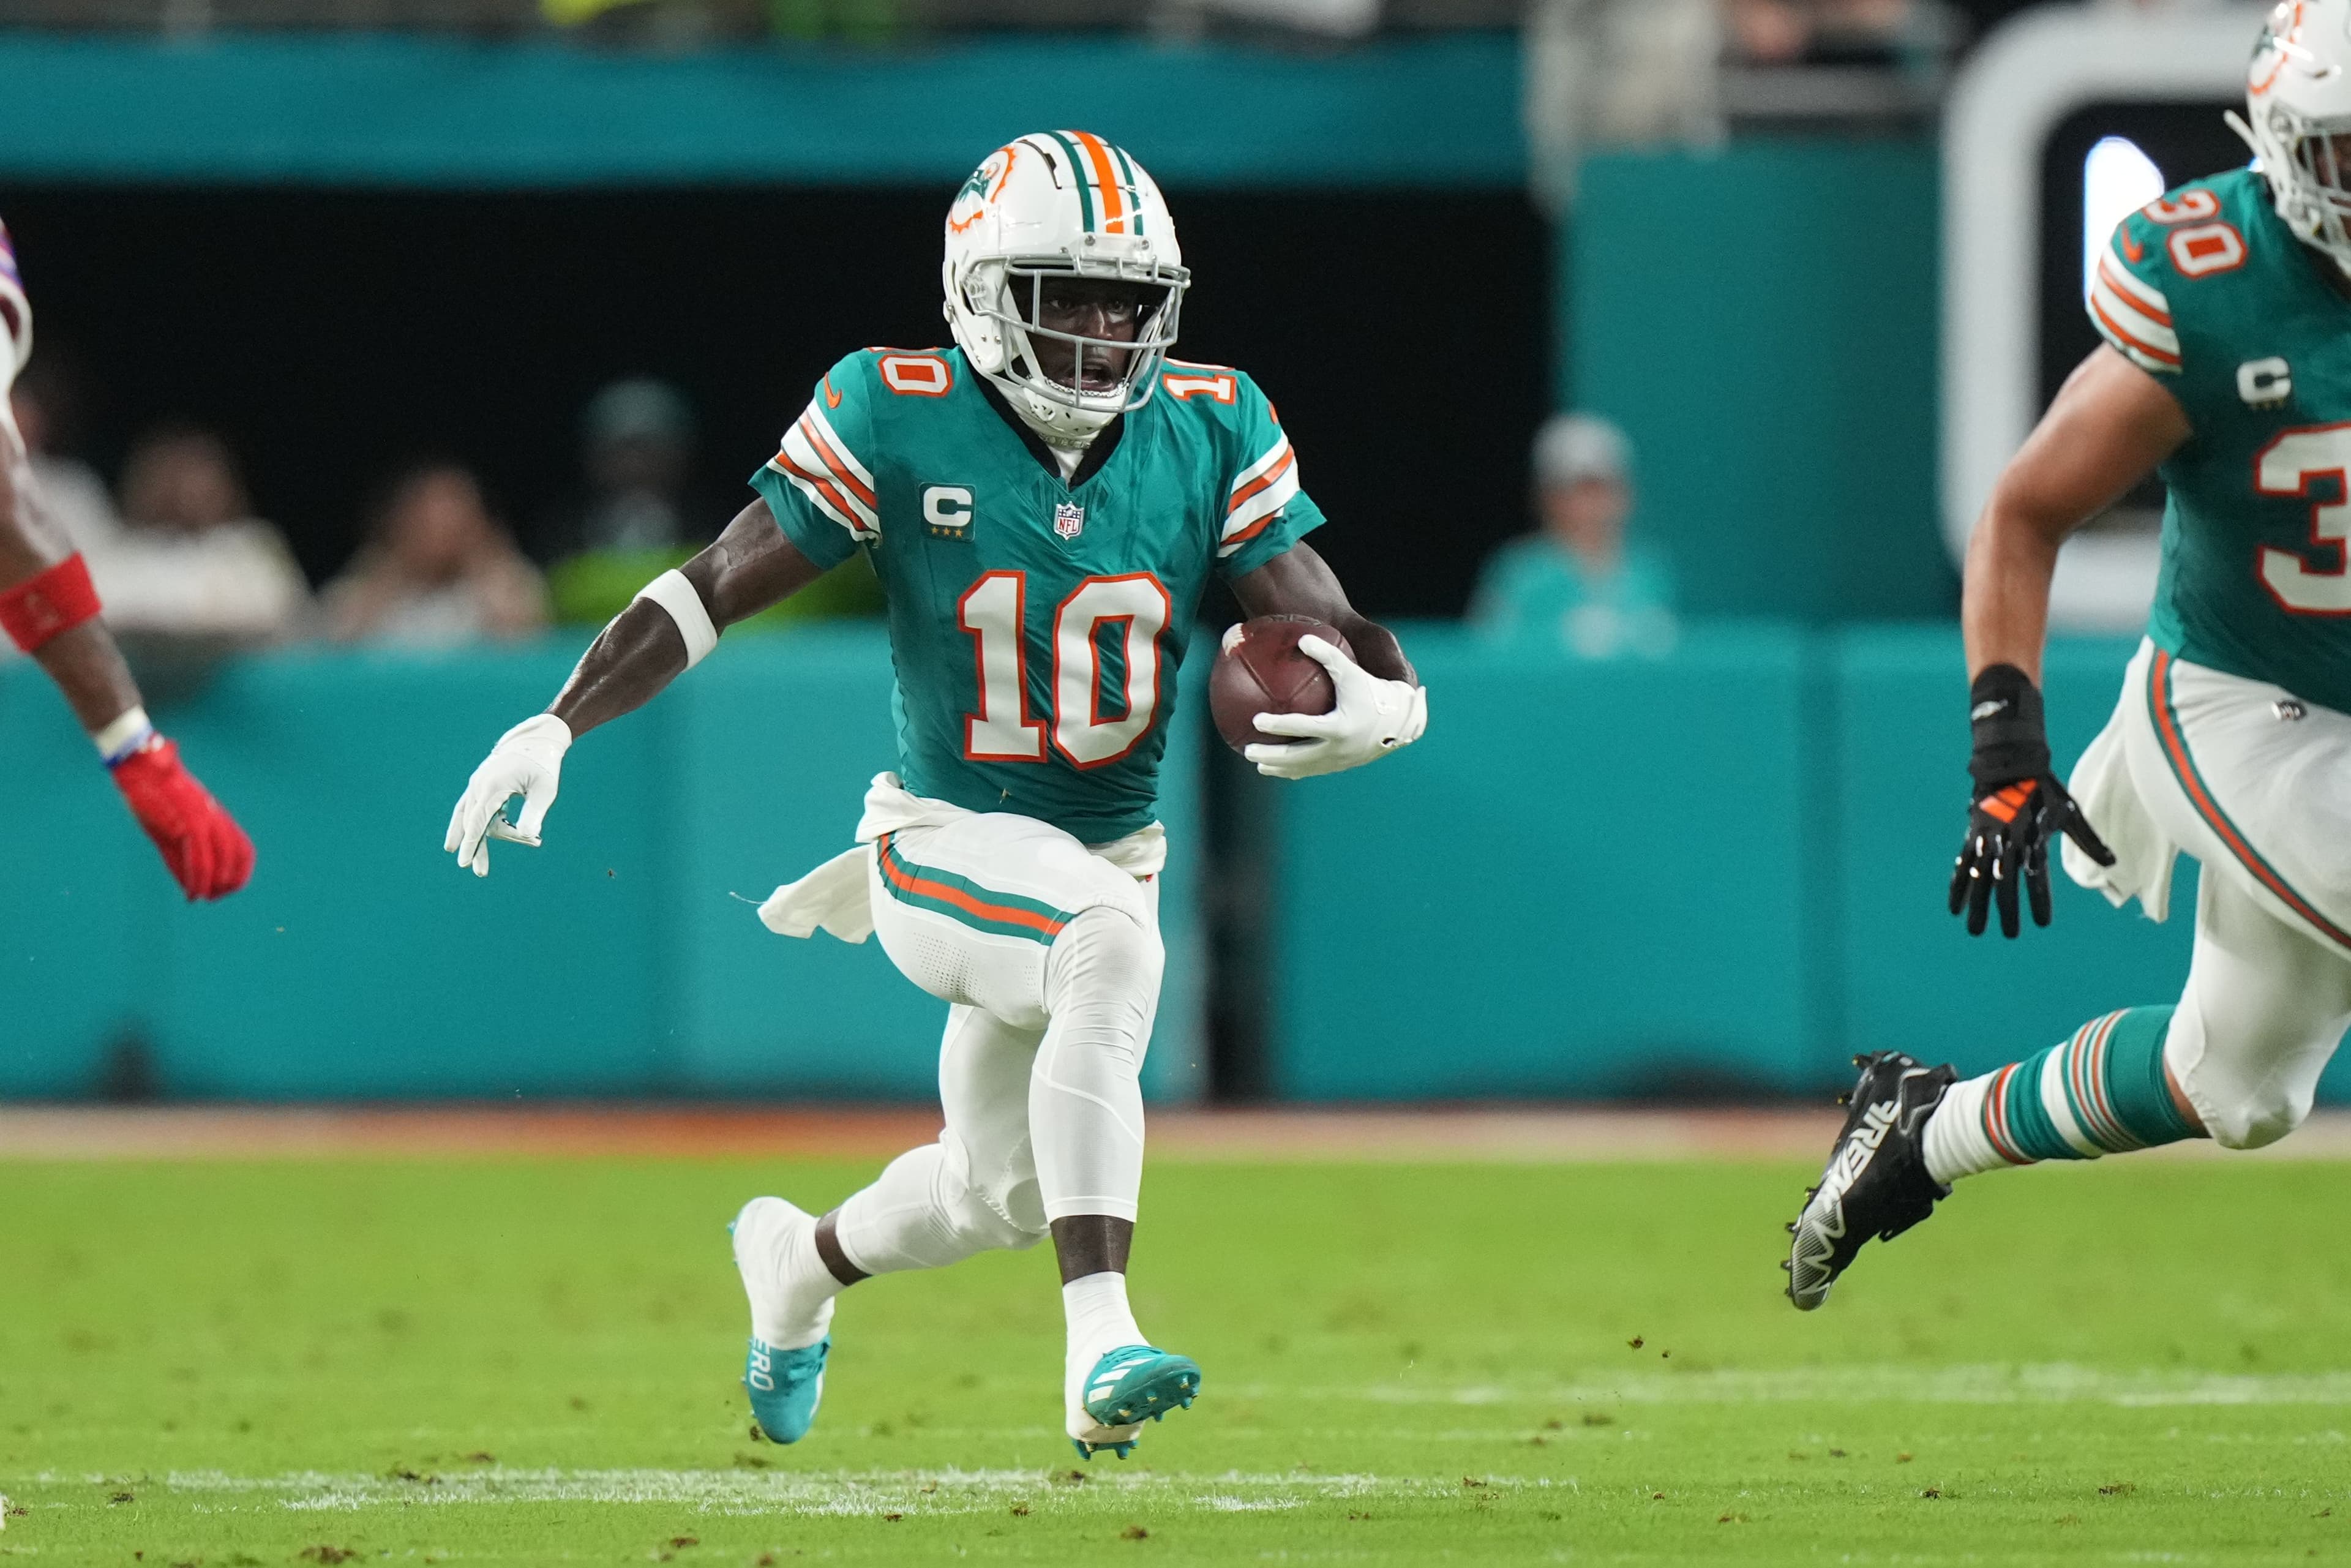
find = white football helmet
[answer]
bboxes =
[2241,0,2351,272]
[942,132,1189,446]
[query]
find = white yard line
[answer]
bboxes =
[1325,1364,2351,1409]
[127,1466,1540,1517]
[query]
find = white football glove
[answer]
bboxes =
[443,713,572,877]
[1244,634,1428,781]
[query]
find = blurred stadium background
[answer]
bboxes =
[0,0,2297,1115]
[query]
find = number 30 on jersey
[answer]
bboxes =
[958,572,1172,767]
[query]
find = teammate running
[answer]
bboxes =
[1788,3,2351,1308]
[0,218,253,901]
[443,133,1426,1455]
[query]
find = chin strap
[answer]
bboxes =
[2226,108,2262,167]
[988,368,1109,452]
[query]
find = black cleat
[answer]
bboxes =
[1785,1051,1957,1311]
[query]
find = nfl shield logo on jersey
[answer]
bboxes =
[1054,502,1086,541]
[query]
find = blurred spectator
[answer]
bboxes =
[1526,0,1724,203]
[546,377,703,625]
[91,424,309,642]
[323,463,548,647]
[572,377,697,555]
[1728,0,1928,63]
[7,356,121,555]
[1471,413,1678,659]
[546,375,884,626]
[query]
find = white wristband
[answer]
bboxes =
[632,569,719,670]
[94,704,154,767]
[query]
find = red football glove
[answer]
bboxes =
[111,737,256,901]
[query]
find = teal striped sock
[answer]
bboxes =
[1925,1007,2200,1181]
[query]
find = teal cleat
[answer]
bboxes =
[1070,1345,1201,1461]
[742,1334,829,1444]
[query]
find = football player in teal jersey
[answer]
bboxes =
[444,132,1427,1454]
[1789,2,2351,1309]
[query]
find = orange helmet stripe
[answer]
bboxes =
[1071,130,1128,232]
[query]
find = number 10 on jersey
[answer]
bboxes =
[958,572,1172,767]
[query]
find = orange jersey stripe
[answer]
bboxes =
[797,415,877,509]
[2090,293,2182,368]
[774,451,863,529]
[1223,511,1281,550]
[1228,446,1295,514]
[876,836,1067,936]
[2098,257,2172,326]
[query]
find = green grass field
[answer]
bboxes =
[7,1152,2351,1565]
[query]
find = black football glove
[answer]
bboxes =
[1949,663,2116,939]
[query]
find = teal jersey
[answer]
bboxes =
[2092,167,2351,715]
[750,348,1322,842]
[1469,536,1678,658]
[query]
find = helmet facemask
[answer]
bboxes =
[2262,105,2351,270]
[2238,2,2351,274]
[959,253,1188,443]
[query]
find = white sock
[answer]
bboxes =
[1063,1270,1145,1364]
[1062,1270,1146,1428]
[740,1201,844,1351]
[1921,1074,2006,1185]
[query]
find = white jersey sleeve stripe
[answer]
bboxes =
[2090,271,2178,354]
[1227,434,1293,508]
[2089,279,2182,374]
[2099,245,2171,320]
[1218,462,1301,557]
[801,400,876,492]
[767,451,869,539]
[775,410,879,537]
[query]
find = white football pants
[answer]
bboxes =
[2066,642,2351,1147]
[831,806,1164,1278]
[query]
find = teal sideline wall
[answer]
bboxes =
[12,630,2336,1105]
[0,32,1522,187]
[0,630,1208,1103]
[1567,143,1954,623]
[1275,625,2351,1103]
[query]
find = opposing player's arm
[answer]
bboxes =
[0,446,138,733]
[1963,345,2192,683]
[0,331,254,900]
[1947,344,2189,939]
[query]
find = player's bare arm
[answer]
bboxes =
[1231,539,1415,687]
[1963,345,2194,685]
[550,498,822,737]
[444,498,822,874]
[0,445,140,732]
[0,272,254,901]
[1224,541,1428,781]
[1946,345,2192,940]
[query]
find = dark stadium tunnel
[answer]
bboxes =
[0,184,1551,620]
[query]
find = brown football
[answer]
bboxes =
[1210,615,1354,755]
